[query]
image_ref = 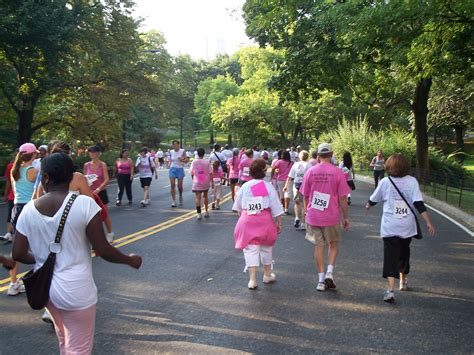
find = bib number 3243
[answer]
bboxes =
[311,191,330,211]
[246,196,263,215]
[394,200,409,218]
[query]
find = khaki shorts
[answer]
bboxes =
[305,225,341,246]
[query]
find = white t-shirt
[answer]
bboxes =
[232,179,284,217]
[272,151,278,159]
[221,149,233,160]
[32,158,42,172]
[338,162,353,181]
[369,176,423,238]
[290,151,298,162]
[169,149,185,168]
[209,151,225,164]
[253,150,261,159]
[156,150,164,158]
[16,193,101,310]
[289,161,308,185]
[135,156,155,178]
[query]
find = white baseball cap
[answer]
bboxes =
[317,143,332,154]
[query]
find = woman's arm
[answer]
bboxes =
[283,177,293,192]
[27,166,37,183]
[275,215,283,234]
[130,159,135,180]
[86,213,142,269]
[75,173,94,198]
[12,232,36,264]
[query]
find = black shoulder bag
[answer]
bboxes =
[388,177,423,240]
[214,152,228,174]
[22,194,78,310]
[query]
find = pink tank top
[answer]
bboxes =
[116,159,131,175]
[85,161,104,191]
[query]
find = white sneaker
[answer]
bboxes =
[7,282,25,296]
[299,223,306,231]
[171,201,176,208]
[399,278,408,291]
[383,290,395,303]
[196,213,202,220]
[324,272,336,289]
[106,232,114,243]
[248,280,258,289]
[140,200,146,207]
[1,232,12,242]
[145,199,150,205]
[316,282,327,292]
[263,273,276,284]
[42,310,54,324]
[203,211,210,218]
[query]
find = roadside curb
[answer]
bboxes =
[355,175,474,234]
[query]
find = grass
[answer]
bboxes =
[463,156,474,172]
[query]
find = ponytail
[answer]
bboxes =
[11,152,22,181]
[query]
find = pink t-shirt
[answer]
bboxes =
[227,157,241,179]
[213,167,224,179]
[299,162,351,227]
[190,158,211,191]
[238,158,253,181]
[273,159,293,181]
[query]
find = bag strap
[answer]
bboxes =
[54,194,78,244]
[214,152,223,164]
[388,177,417,217]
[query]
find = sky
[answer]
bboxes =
[133,0,255,59]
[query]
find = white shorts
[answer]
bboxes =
[243,245,273,267]
[213,185,223,200]
[276,180,291,199]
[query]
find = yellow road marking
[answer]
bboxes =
[0,193,233,292]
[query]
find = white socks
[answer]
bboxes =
[327,265,334,274]
[318,273,325,283]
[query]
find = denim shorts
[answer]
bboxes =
[169,167,185,180]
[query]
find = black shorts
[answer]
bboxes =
[230,178,239,185]
[192,189,209,193]
[158,158,164,164]
[98,189,109,205]
[140,177,152,188]
[6,200,14,223]
[11,203,26,230]
[239,180,249,186]
[383,237,412,278]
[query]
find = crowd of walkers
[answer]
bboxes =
[0,139,435,354]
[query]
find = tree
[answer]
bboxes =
[243,0,473,179]
[0,0,142,145]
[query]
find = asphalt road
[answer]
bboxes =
[0,168,473,354]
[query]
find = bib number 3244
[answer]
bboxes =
[394,200,409,218]
[311,191,330,211]
[246,196,263,215]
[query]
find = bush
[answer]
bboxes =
[313,116,464,177]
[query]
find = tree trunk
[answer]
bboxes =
[227,133,232,147]
[292,118,302,145]
[412,78,432,182]
[209,129,214,145]
[17,108,35,145]
[454,124,464,151]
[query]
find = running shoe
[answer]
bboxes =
[383,290,395,303]
[399,278,408,291]
[140,200,146,207]
[211,203,216,210]
[42,310,54,325]
[324,272,336,289]
[284,209,289,215]
[116,200,121,206]
[204,211,210,218]
[294,219,300,228]
[263,273,276,284]
[1,232,12,242]
[215,205,220,210]
[248,280,258,289]
[196,213,202,220]
[171,201,176,208]
[7,282,25,296]
[316,282,327,292]
[106,232,114,243]
[299,223,306,231]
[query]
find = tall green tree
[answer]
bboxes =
[243,0,473,179]
[0,0,141,145]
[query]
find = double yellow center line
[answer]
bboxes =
[0,192,233,292]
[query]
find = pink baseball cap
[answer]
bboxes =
[19,143,39,154]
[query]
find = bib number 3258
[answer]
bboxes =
[246,197,263,215]
[311,191,330,211]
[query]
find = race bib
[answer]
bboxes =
[311,191,330,211]
[394,200,409,218]
[213,178,221,186]
[243,167,250,176]
[246,196,263,215]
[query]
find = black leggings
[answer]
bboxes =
[374,170,385,187]
[117,174,132,202]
